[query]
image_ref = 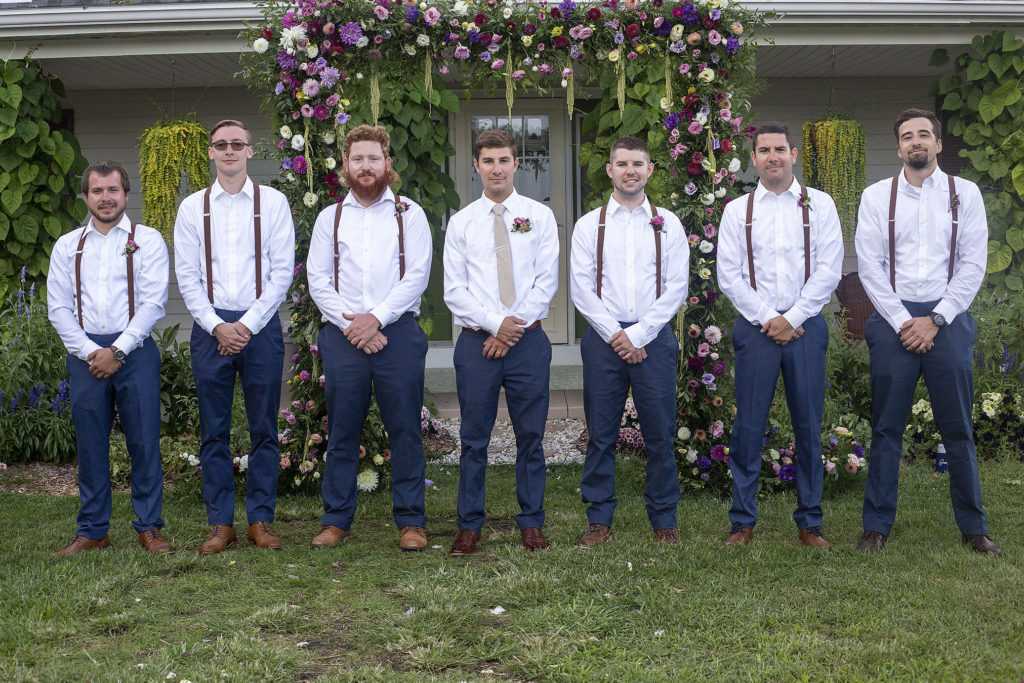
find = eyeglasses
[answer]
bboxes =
[210,141,249,151]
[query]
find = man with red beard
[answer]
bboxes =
[306,125,432,551]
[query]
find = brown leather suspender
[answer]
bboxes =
[203,184,262,304]
[75,223,137,327]
[332,199,406,293]
[887,174,959,290]
[743,186,811,291]
[595,204,663,300]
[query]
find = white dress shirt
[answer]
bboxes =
[47,214,168,362]
[307,189,431,329]
[443,190,559,335]
[717,178,844,329]
[174,177,295,335]
[855,167,987,333]
[570,196,689,348]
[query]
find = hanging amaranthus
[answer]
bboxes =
[138,117,210,242]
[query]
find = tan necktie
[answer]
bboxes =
[492,202,516,307]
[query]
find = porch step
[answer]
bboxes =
[425,390,585,420]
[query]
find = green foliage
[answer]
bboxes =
[930,30,1024,296]
[138,117,211,242]
[0,275,75,462]
[152,324,200,438]
[0,56,88,297]
[801,117,866,241]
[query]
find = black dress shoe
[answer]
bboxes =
[962,533,1002,556]
[857,530,887,552]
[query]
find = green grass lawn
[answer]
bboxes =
[2,458,1022,681]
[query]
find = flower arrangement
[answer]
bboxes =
[123,239,140,256]
[395,199,410,214]
[650,215,665,231]
[617,396,645,457]
[512,216,532,233]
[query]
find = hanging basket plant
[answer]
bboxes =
[802,117,866,241]
[138,117,210,242]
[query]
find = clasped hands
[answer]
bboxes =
[610,330,647,364]
[342,312,387,354]
[898,316,938,354]
[86,347,124,379]
[214,321,253,356]
[761,316,804,346]
[482,316,527,360]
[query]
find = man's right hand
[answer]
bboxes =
[214,322,250,355]
[361,331,388,355]
[482,335,511,360]
[495,316,527,346]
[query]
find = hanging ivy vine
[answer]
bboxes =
[801,117,866,242]
[931,30,1024,295]
[138,117,211,242]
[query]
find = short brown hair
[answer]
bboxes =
[81,160,130,195]
[610,136,650,160]
[473,129,517,160]
[752,122,793,149]
[209,119,251,144]
[343,124,391,158]
[893,108,941,139]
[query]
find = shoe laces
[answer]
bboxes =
[255,521,273,533]
[523,528,543,540]
[144,529,162,540]
[586,523,608,533]
[804,526,824,538]
[730,522,750,534]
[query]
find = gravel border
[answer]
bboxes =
[435,417,586,465]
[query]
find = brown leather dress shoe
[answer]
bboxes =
[248,521,282,550]
[798,527,832,550]
[962,533,1002,556]
[856,530,887,553]
[521,527,549,551]
[52,535,111,557]
[579,523,612,547]
[399,526,427,551]
[200,525,237,555]
[654,528,681,545]
[449,529,481,556]
[724,525,754,547]
[311,525,351,548]
[138,528,175,555]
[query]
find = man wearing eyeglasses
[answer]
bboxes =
[174,119,295,554]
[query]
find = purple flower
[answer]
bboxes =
[292,155,307,174]
[282,158,293,170]
[339,22,363,46]
[696,455,712,470]
[710,445,727,461]
[406,6,420,21]
[291,354,300,364]
[320,66,340,88]
[710,9,722,20]
[274,82,285,95]
[684,182,698,196]
[712,363,725,376]
[558,0,576,17]
[336,112,350,125]
[281,12,299,28]
[778,464,796,482]
[701,373,715,386]
[277,51,298,70]
[479,51,492,62]
[454,45,470,59]
[614,33,624,44]
[664,113,680,131]
[313,105,330,120]
[687,357,704,370]
[682,5,699,22]
[725,37,739,55]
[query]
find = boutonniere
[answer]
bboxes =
[123,239,140,257]
[797,193,812,210]
[512,217,532,233]
[394,200,410,215]
[950,192,960,213]
[650,215,665,231]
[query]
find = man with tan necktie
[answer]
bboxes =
[443,128,560,555]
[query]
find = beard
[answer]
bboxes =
[345,169,391,203]
[906,155,930,170]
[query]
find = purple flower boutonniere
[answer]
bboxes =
[395,200,410,215]
[650,215,665,231]
[123,239,140,257]
[950,192,961,213]
[512,217,532,233]
[797,193,812,210]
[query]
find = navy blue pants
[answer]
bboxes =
[862,301,987,535]
[318,313,427,530]
[580,324,681,530]
[454,326,551,532]
[67,332,164,539]
[191,309,284,525]
[728,314,827,530]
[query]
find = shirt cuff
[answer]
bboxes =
[78,340,104,363]
[622,323,647,349]
[201,311,226,336]
[931,299,958,325]
[368,306,392,329]
[239,311,262,336]
[782,308,808,331]
[888,309,913,334]
[756,304,779,327]
[111,332,137,356]
[485,312,505,337]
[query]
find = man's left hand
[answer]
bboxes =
[899,316,938,354]
[87,347,123,379]
[342,312,382,350]
[761,315,801,346]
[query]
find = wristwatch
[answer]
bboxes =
[110,346,126,363]
[929,312,947,327]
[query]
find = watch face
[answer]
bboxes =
[932,313,946,326]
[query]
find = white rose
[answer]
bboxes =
[522,35,533,47]
[696,112,708,125]
[306,45,318,58]
[322,131,335,144]
[325,157,337,170]
[678,427,691,440]
[417,33,430,47]
[286,172,296,182]
[699,267,712,280]
[373,454,385,465]
[253,38,269,54]
[700,193,715,206]
[698,68,715,83]
[728,157,741,173]
[303,192,317,208]
[660,97,672,111]
[404,45,417,56]
[699,240,714,253]
[503,6,513,18]
[686,448,698,463]
[715,187,727,198]
[356,36,369,48]
[355,72,364,79]
[670,25,684,41]
[453,0,469,15]
[290,134,305,150]
[279,125,293,139]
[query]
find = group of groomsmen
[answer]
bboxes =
[46,108,1000,558]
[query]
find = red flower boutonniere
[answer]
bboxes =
[950,192,961,213]
[650,215,665,231]
[512,217,532,233]
[123,239,140,257]
[395,200,410,215]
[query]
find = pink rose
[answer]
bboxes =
[708,30,722,45]
[424,7,441,24]
[688,121,703,135]
[373,5,389,19]
[299,370,310,381]
[280,456,291,469]
[512,69,526,81]
[491,59,505,70]
[678,63,690,75]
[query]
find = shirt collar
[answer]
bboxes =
[754,175,801,203]
[85,213,132,236]
[480,189,521,217]
[608,194,653,219]
[343,186,396,209]
[899,165,946,192]
[210,176,254,200]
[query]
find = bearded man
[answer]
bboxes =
[305,125,432,551]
